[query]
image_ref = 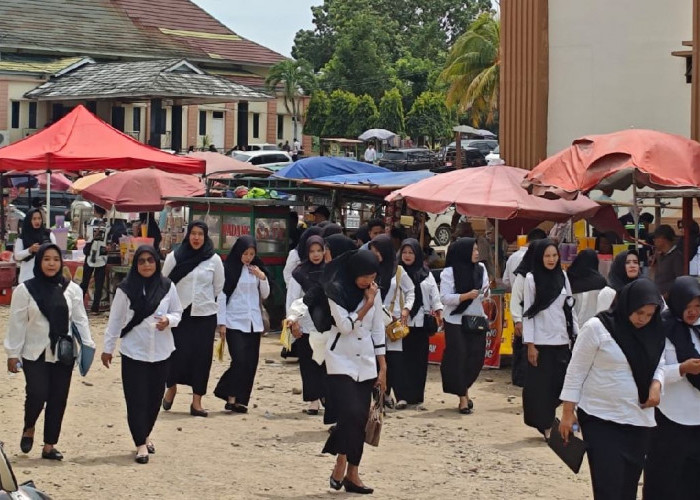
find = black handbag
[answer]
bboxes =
[462,315,489,334]
[423,314,438,334]
[56,335,75,367]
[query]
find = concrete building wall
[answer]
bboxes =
[547,0,693,155]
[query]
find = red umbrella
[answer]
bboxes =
[522,129,700,199]
[187,151,270,176]
[36,172,72,191]
[81,168,205,211]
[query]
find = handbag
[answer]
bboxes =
[56,335,75,367]
[423,313,438,334]
[462,315,489,334]
[364,388,384,447]
[385,267,410,342]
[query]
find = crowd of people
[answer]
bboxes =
[4,204,700,498]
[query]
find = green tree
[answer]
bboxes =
[376,88,405,135]
[323,90,359,138]
[405,91,451,146]
[266,59,316,140]
[349,94,379,137]
[440,13,500,127]
[303,91,330,137]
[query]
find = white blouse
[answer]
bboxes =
[408,273,443,328]
[286,276,315,334]
[103,284,182,363]
[560,317,664,427]
[573,289,603,329]
[510,274,525,324]
[217,269,271,333]
[162,253,225,317]
[326,294,385,382]
[440,264,490,325]
[14,232,57,283]
[659,333,700,426]
[4,281,94,362]
[282,249,300,285]
[383,266,416,352]
[522,272,578,345]
[596,286,617,314]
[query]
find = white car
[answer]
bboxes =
[232,150,292,169]
[486,146,505,166]
[425,209,455,246]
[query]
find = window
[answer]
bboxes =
[252,113,260,139]
[10,101,20,129]
[28,102,37,129]
[277,115,284,139]
[213,111,224,119]
[133,107,141,132]
[199,110,206,135]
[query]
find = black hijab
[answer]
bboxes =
[325,234,357,258]
[355,225,370,245]
[292,235,325,292]
[223,235,268,303]
[321,223,343,238]
[523,239,566,319]
[597,279,664,403]
[369,234,396,300]
[567,249,607,294]
[513,244,537,278]
[446,237,484,316]
[117,245,171,337]
[400,238,429,319]
[24,243,68,353]
[296,226,323,257]
[607,250,640,292]
[21,208,52,258]
[167,221,215,284]
[664,276,700,391]
[323,249,380,312]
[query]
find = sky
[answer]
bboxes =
[191,0,321,57]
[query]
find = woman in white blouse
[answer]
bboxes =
[440,237,490,414]
[101,245,183,464]
[399,239,442,408]
[559,279,664,500]
[14,208,56,284]
[5,243,93,461]
[322,249,386,495]
[283,226,321,285]
[567,249,608,328]
[509,244,537,387]
[522,239,577,438]
[162,221,224,417]
[370,234,415,409]
[596,250,639,314]
[644,276,700,499]
[214,235,270,414]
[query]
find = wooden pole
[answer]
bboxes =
[683,197,693,275]
[454,132,463,169]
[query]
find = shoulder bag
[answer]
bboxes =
[384,266,410,342]
[365,388,384,447]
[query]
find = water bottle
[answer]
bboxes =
[8,360,21,378]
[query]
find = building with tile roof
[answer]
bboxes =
[0,0,309,152]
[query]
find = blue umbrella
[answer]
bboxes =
[273,156,389,180]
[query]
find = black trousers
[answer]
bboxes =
[166,308,217,396]
[579,409,650,500]
[402,326,430,404]
[214,329,261,407]
[121,355,169,447]
[385,351,408,402]
[22,354,73,445]
[440,321,486,396]
[644,409,700,500]
[522,344,570,431]
[322,375,374,466]
[295,334,325,402]
[511,335,527,387]
[80,261,105,313]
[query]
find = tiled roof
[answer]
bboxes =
[0,56,87,75]
[208,69,270,91]
[25,59,271,102]
[0,0,287,67]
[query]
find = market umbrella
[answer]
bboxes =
[187,151,270,177]
[358,129,396,141]
[69,172,108,193]
[81,168,205,211]
[36,172,72,191]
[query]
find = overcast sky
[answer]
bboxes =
[191,0,320,57]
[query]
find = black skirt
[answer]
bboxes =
[166,307,217,395]
[440,321,486,396]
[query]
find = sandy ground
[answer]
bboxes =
[0,308,597,500]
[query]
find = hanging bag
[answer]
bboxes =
[384,266,410,342]
[364,388,385,447]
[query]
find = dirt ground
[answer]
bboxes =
[0,308,598,499]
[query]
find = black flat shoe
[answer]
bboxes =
[343,478,374,494]
[329,476,343,491]
[231,403,248,414]
[305,408,319,416]
[459,406,472,415]
[190,405,208,417]
[468,398,474,410]
[146,442,155,454]
[20,436,33,454]
[135,454,149,464]
[162,397,173,411]
[41,448,63,461]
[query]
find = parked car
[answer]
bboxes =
[447,139,498,156]
[231,150,293,167]
[486,145,505,165]
[433,147,487,172]
[11,190,77,227]
[378,148,439,171]
[425,209,455,246]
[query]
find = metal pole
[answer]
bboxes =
[494,219,500,279]
[632,174,639,244]
[46,170,51,227]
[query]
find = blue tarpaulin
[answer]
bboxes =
[274,156,389,179]
[312,170,435,186]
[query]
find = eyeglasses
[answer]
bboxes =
[137,257,156,265]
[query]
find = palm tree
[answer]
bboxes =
[265,59,316,140]
[440,13,500,127]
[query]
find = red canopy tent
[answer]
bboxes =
[0,105,205,174]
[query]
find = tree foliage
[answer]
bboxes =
[406,91,451,145]
[350,94,379,137]
[303,91,330,137]
[376,88,405,135]
[323,90,359,138]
